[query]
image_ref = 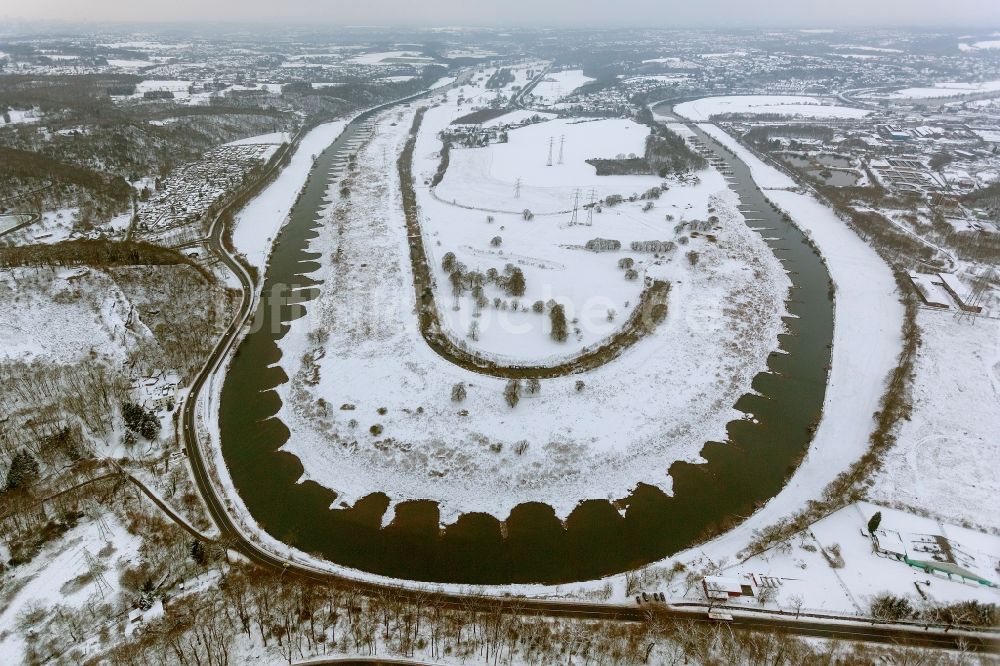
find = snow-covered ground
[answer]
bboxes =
[269,84,790,523]
[870,310,1000,530]
[0,517,142,663]
[674,95,870,122]
[0,267,142,365]
[0,207,129,246]
[224,131,290,146]
[650,119,904,577]
[423,107,711,360]
[435,117,658,214]
[669,502,999,615]
[231,120,347,269]
[960,40,1000,51]
[874,80,1000,100]
[0,107,43,125]
[479,109,556,128]
[0,214,30,234]
[527,69,595,106]
[349,50,434,65]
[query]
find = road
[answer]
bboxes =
[174,82,999,655]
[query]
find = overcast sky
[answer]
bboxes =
[4,0,999,28]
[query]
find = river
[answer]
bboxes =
[218,100,834,584]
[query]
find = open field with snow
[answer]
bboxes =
[435,117,658,214]
[267,72,790,524]
[0,267,139,365]
[870,80,1000,100]
[0,516,142,662]
[870,310,1000,530]
[670,502,999,616]
[674,95,870,121]
[527,69,595,106]
[646,117,904,573]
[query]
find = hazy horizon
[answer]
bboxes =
[2,0,999,30]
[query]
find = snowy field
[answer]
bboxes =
[870,310,1000,530]
[650,119,904,577]
[349,50,434,65]
[527,69,595,106]
[674,95,870,122]
[671,502,999,615]
[479,108,556,128]
[0,107,43,125]
[0,267,142,365]
[874,80,1000,100]
[0,517,142,663]
[435,117,658,214]
[232,120,347,269]
[960,40,1000,51]
[224,131,290,147]
[423,102,718,359]
[268,75,790,524]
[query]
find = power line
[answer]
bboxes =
[569,189,580,226]
[546,137,553,167]
[558,134,565,165]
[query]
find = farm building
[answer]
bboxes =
[703,575,754,600]
[938,272,982,313]
[908,272,951,308]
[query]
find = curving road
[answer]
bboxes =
[174,83,1000,655]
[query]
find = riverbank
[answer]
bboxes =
[657,113,904,565]
[272,102,791,526]
[231,120,348,269]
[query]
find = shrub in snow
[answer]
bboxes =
[4,449,40,492]
[867,511,882,534]
[532,300,545,313]
[505,266,525,297]
[686,251,700,266]
[618,257,634,270]
[522,209,534,221]
[514,440,529,455]
[631,240,675,253]
[585,238,621,252]
[369,424,383,436]
[490,236,502,247]
[575,380,586,392]
[123,402,161,441]
[870,593,916,622]
[525,378,541,395]
[624,269,638,281]
[441,252,456,273]
[504,379,520,408]
[550,303,568,342]
[451,383,467,402]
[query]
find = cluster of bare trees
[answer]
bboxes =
[109,265,236,380]
[0,360,127,452]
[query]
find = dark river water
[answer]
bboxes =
[218,101,833,584]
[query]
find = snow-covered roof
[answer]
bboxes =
[703,576,743,595]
